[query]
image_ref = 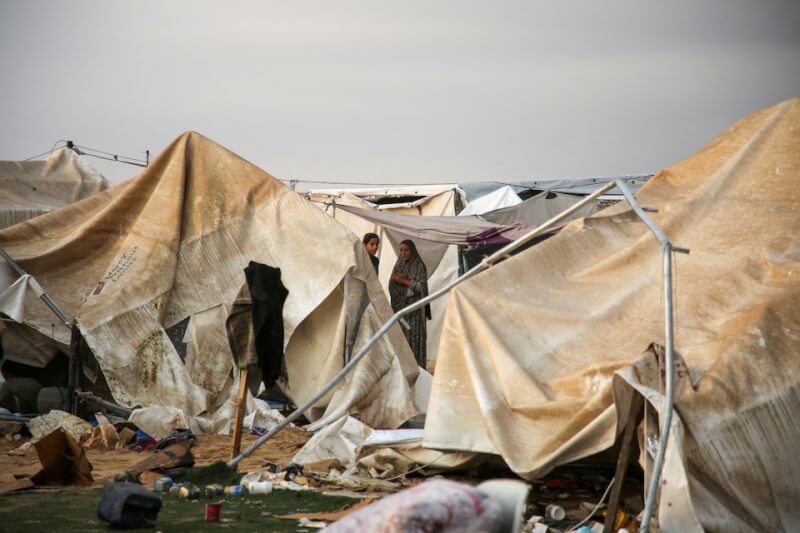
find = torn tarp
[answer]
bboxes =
[332,204,531,246]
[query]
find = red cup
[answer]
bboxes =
[205,502,222,523]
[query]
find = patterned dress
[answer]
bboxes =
[389,249,429,368]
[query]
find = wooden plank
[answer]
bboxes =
[603,393,644,533]
[229,367,250,462]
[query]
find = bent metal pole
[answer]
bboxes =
[227,181,616,469]
[612,179,689,533]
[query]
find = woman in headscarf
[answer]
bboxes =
[389,239,430,368]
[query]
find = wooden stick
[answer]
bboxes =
[230,367,250,462]
[604,393,644,533]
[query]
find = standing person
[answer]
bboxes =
[362,233,380,274]
[389,239,430,367]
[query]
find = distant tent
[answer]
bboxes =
[458,174,651,202]
[0,132,420,433]
[424,98,800,531]
[457,185,521,217]
[0,148,109,229]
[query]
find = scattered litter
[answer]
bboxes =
[297,517,327,528]
[97,482,162,528]
[243,398,289,433]
[0,421,23,436]
[247,480,273,494]
[122,440,195,481]
[84,414,120,449]
[28,410,93,444]
[545,504,566,521]
[117,427,137,447]
[205,502,222,523]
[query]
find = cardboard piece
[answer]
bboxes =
[30,429,94,486]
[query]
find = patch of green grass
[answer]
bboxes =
[168,461,242,487]
[0,487,359,532]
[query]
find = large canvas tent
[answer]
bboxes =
[0,132,420,433]
[424,98,800,531]
[0,148,109,229]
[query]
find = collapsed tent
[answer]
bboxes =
[0,148,109,229]
[307,186,465,368]
[0,132,421,433]
[424,98,800,531]
[458,174,651,201]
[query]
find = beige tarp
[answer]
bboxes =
[0,148,108,229]
[307,186,464,368]
[424,98,800,532]
[0,132,420,432]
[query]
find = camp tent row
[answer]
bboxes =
[1,97,798,532]
[306,175,649,367]
[0,132,422,436]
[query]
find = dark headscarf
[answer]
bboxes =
[389,240,431,319]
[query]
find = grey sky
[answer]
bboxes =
[1,1,799,187]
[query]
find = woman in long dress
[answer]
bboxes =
[389,239,430,367]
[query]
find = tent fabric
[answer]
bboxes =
[458,186,521,217]
[480,191,598,228]
[0,148,109,229]
[307,188,463,367]
[424,98,800,532]
[332,204,531,247]
[457,175,651,201]
[0,132,420,431]
[307,184,458,207]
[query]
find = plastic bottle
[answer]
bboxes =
[224,485,244,497]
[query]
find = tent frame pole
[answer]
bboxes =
[0,247,69,326]
[612,179,688,533]
[227,182,615,468]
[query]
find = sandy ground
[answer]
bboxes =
[0,427,310,487]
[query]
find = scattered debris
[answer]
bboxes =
[28,410,93,444]
[122,441,195,481]
[97,482,162,528]
[84,414,121,449]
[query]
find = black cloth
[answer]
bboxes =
[244,261,289,388]
[370,255,379,274]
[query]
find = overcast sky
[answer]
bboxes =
[1,1,798,187]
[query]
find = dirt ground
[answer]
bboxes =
[0,428,643,531]
[0,427,310,486]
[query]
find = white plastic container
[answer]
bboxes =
[544,504,566,521]
[247,481,273,495]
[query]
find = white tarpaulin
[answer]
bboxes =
[458,186,521,217]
